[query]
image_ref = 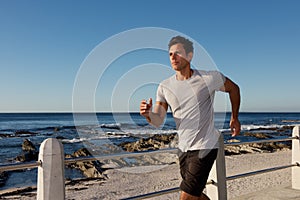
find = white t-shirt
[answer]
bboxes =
[156,69,225,152]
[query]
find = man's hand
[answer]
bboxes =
[140,98,153,122]
[222,77,241,137]
[230,118,241,137]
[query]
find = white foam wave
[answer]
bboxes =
[241,124,281,131]
[61,134,128,143]
[219,124,290,133]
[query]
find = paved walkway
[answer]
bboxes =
[1,185,300,199]
[231,185,300,200]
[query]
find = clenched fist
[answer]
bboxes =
[140,98,152,120]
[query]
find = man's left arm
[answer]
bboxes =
[220,77,241,136]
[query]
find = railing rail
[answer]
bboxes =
[62,136,297,169]
[0,160,41,172]
[0,126,299,200]
[120,187,181,200]
[1,137,297,172]
[224,136,298,147]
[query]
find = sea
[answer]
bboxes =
[0,112,300,190]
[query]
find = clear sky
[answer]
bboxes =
[0,0,299,113]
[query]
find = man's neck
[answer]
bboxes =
[176,68,193,81]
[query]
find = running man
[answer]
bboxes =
[140,36,241,200]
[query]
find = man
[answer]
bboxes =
[140,36,241,200]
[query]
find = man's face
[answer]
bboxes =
[169,43,192,71]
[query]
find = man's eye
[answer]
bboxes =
[169,52,179,56]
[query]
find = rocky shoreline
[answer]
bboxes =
[117,130,292,155]
[0,125,294,196]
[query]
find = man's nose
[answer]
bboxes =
[170,53,177,59]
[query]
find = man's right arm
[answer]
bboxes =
[140,98,168,128]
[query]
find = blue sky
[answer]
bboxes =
[0,0,299,112]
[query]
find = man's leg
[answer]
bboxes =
[180,191,209,200]
[179,149,218,200]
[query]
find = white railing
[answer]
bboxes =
[0,126,299,200]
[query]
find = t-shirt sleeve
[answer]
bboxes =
[210,70,226,91]
[156,83,167,103]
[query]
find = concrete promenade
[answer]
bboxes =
[1,184,300,199]
[232,185,300,200]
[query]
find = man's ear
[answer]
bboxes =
[187,52,193,62]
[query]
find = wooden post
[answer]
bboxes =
[292,125,300,190]
[37,138,65,200]
[206,134,227,200]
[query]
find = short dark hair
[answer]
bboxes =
[168,36,194,54]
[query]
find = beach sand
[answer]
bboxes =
[1,150,299,200]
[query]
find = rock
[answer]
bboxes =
[72,148,91,157]
[14,139,38,162]
[259,142,291,152]
[66,148,106,179]
[15,150,38,162]
[150,133,177,144]
[22,139,36,152]
[277,125,294,132]
[225,142,291,155]
[0,133,13,138]
[14,131,37,136]
[118,133,177,152]
[119,132,291,156]
[65,154,73,159]
[244,132,273,139]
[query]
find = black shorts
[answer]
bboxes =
[178,148,218,197]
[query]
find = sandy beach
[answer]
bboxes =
[1,150,299,200]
